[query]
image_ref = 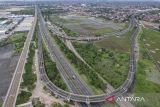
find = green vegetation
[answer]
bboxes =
[73,42,129,88]
[133,28,160,107]
[49,16,77,37]
[16,43,37,105]
[133,93,160,107]
[22,23,38,89]
[52,103,62,107]
[49,15,127,36]
[42,8,67,16]
[95,27,136,52]
[52,103,70,107]
[22,42,37,91]
[33,100,45,107]
[140,28,160,69]
[0,18,7,21]
[16,26,38,105]
[53,36,105,92]
[11,8,35,15]
[94,27,115,36]
[118,22,129,29]
[0,39,8,47]
[21,24,38,91]
[33,23,38,48]
[42,43,67,91]
[135,29,160,89]
[63,103,70,107]
[49,15,68,24]
[134,60,160,92]
[61,26,77,37]
[0,32,27,53]
[42,8,67,21]
[80,24,114,36]
[5,20,12,25]
[16,91,32,105]
[8,32,27,54]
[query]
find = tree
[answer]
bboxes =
[52,103,62,107]
[64,103,69,107]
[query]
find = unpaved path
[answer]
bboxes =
[65,40,92,69]
[31,50,75,107]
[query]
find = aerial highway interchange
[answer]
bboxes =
[1,1,159,107]
[2,5,139,107]
[37,7,139,103]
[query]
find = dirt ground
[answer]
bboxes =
[31,50,75,107]
[141,21,159,29]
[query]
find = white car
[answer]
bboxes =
[72,75,76,79]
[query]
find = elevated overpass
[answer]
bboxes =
[38,12,140,104]
[47,16,136,42]
[2,6,37,107]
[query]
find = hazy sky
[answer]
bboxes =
[0,0,159,2]
[0,0,160,1]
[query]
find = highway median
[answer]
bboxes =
[42,41,68,91]
[51,35,105,94]
[16,24,38,105]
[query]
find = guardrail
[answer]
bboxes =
[2,6,37,107]
[37,14,139,103]
[47,16,134,42]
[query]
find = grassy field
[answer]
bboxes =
[0,32,27,54]
[16,91,32,105]
[133,28,160,107]
[134,59,160,92]
[49,15,126,36]
[95,27,136,52]
[73,42,130,89]
[52,103,70,107]
[118,22,129,29]
[16,45,36,105]
[48,19,133,91]
[16,27,37,105]
[8,32,27,54]
[11,8,35,15]
[22,42,37,91]
[80,24,115,35]
[49,15,69,24]
[20,27,38,91]
[52,36,105,94]
[32,100,45,107]
[67,22,135,90]
[140,28,160,70]
[94,27,115,35]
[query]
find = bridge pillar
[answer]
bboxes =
[54,91,58,98]
[86,97,90,105]
[67,94,71,102]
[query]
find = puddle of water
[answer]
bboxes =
[0,44,19,103]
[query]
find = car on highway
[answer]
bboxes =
[72,75,76,79]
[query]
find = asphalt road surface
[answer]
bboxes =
[2,6,37,107]
[38,8,102,107]
[37,6,140,104]
[47,16,134,42]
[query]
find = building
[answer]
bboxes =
[14,16,34,32]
